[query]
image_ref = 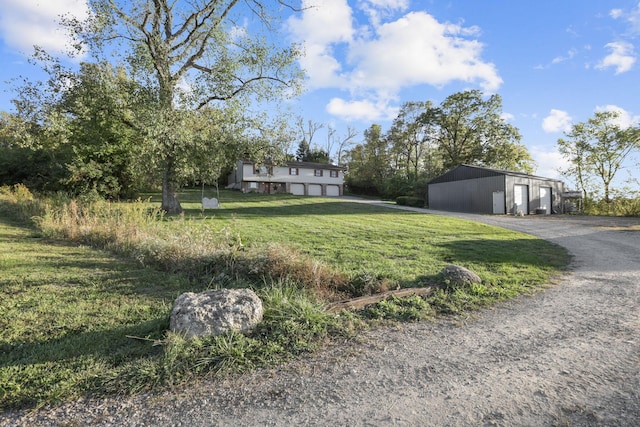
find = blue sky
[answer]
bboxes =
[1,0,639,186]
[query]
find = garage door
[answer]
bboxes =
[308,184,322,196]
[540,187,551,214]
[514,185,529,214]
[326,185,340,197]
[290,183,305,195]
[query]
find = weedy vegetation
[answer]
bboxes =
[0,185,569,409]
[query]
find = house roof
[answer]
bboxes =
[241,159,346,170]
[428,164,563,185]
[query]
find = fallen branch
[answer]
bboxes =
[326,286,436,313]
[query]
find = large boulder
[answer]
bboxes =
[439,265,482,288]
[170,288,263,338]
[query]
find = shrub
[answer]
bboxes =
[362,294,433,321]
[583,196,640,217]
[0,184,45,222]
[396,196,425,207]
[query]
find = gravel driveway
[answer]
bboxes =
[3,210,639,426]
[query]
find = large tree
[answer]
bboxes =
[435,90,532,172]
[344,124,390,195]
[71,0,303,213]
[59,62,144,198]
[558,110,640,202]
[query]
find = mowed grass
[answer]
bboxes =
[0,189,570,409]
[172,190,568,291]
[0,218,187,408]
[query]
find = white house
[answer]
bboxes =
[227,160,346,196]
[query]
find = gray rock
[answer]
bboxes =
[170,288,263,338]
[439,265,482,287]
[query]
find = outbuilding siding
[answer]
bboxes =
[428,165,564,215]
[429,175,505,214]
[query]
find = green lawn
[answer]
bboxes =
[163,190,567,289]
[0,189,569,409]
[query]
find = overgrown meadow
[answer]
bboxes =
[0,185,569,409]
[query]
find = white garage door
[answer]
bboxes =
[290,183,305,195]
[514,184,528,214]
[326,185,340,197]
[540,187,551,214]
[308,184,322,196]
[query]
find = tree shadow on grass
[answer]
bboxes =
[180,201,422,219]
[0,318,169,370]
[432,238,570,269]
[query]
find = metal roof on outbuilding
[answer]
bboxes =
[428,164,561,185]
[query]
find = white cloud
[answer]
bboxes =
[501,112,515,122]
[610,8,624,19]
[0,0,91,58]
[542,109,573,133]
[595,105,640,128]
[610,3,640,34]
[287,0,355,88]
[349,12,501,92]
[326,97,398,121]
[551,48,577,64]
[288,2,501,121]
[364,0,409,8]
[596,41,636,74]
[357,0,409,27]
[530,146,565,180]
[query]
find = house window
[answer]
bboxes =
[254,165,272,175]
[330,170,339,178]
[314,169,323,177]
[289,167,299,175]
[248,182,258,189]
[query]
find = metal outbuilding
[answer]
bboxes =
[427,164,564,215]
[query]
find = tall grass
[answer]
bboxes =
[0,185,349,299]
[584,196,640,217]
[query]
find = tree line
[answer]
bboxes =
[343,91,535,199]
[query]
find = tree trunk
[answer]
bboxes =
[161,158,183,214]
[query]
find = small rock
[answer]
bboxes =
[170,288,263,338]
[439,265,482,287]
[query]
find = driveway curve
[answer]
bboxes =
[4,209,639,426]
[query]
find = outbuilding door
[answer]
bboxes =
[514,185,529,214]
[540,187,551,214]
[492,191,505,214]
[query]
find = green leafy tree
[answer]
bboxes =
[558,111,640,202]
[435,90,532,172]
[345,124,390,195]
[304,148,330,163]
[388,101,430,180]
[70,0,303,213]
[296,139,311,161]
[59,62,144,198]
[0,112,69,190]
